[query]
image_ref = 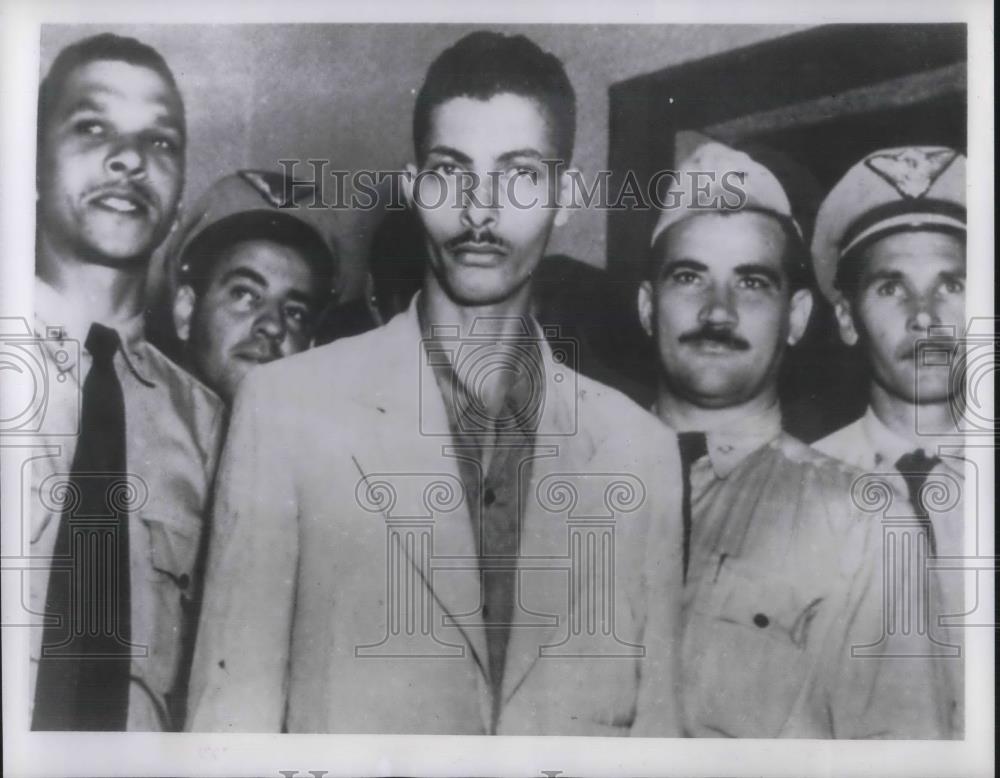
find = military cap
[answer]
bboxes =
[167,169,338,287]
[650,141,798,247]
[811,146,966,303]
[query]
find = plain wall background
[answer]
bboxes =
[40,23,807,299]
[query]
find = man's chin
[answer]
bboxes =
[79,220,167,264]
[880,366,955,405]
[439,268,525,307]
[668,372,758,409]
[912,378,956,406]
[682,390,755,409]
[215,370,249,405]
[79,239,158,266]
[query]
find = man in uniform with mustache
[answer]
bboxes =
[638,141,952,737]
[165,170,337,405]
[811,147,967,736]
[29,33,224,731]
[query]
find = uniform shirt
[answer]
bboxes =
[814,408,964,736]
[674,406,952,738]
[27,279,225,731]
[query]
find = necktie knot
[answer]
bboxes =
[896,448,941,478]
[678,431,709,469]
[895,448,941,556]
[85,323,121,368]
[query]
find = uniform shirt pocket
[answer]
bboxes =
[683,557,826,737]
[141,512,201,591]
[133,511,204,710]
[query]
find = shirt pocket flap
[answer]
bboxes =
[684,557,826,737]
[710,564,822,648]
[140,512,202,586]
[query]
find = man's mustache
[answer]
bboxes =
[85,179,157,211]
[896,338,960,362]
[678,326,751,351]
[235,336,282,362]
[444,229,509,253]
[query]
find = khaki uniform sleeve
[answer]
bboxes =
[793,517,954,738]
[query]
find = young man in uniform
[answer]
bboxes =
[30,33,224,731]
[638,141,953,737]
[187,31,683,735]
[167,170,337,404]
[811,146,967,735]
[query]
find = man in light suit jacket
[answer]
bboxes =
[186,31,684,735]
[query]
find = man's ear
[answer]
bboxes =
[637,280,654,338]
[401,164,417,208]
[786,287,814,346]
[172,284,196,343]
[833,296,860,346]
[168,200,184,234]
[553,167,577,228]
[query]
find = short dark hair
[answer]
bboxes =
[178,212,336,300]
[412,31,576,163]
[647,208,813,293]
[833,225,966,302]
[38,33,183,143]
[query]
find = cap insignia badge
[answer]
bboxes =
[864,148,958,199]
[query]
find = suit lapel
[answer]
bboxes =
[499,351,593,705]
[355,304,490,686]
[359,304,596,721]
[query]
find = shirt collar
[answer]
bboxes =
[34,277,155,385]
[660,402,783,479]
[416,291,545,436]
[860,406,965,476]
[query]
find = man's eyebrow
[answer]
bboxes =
[425,145,472,165]
[939,269,967,281]
[735,263,783,287]
[60,95,107,118]
[861,269,905,285]
[60,94,184,135]
[497,148,544,164]
[150,108,185,134]
[219,267,269,288]
[659,258,708,276]
[285,288,320,307]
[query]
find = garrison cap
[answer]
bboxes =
[167,169,338,286]
[811,146,966,303]
[650,141,799,247]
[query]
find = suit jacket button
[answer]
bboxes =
[753,612,769,628]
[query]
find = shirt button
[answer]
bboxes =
[484,488,497,506]
[753,612,769,628]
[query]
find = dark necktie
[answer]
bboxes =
[677,432,708,583]
[895,449,941,557]
[33,323,132,730]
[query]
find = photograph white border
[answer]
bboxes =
[1,1,993,776]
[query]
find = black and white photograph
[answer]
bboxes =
[0,1,993,776]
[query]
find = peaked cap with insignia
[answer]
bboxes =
[166,169,337,288]
[811,146,965,302]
